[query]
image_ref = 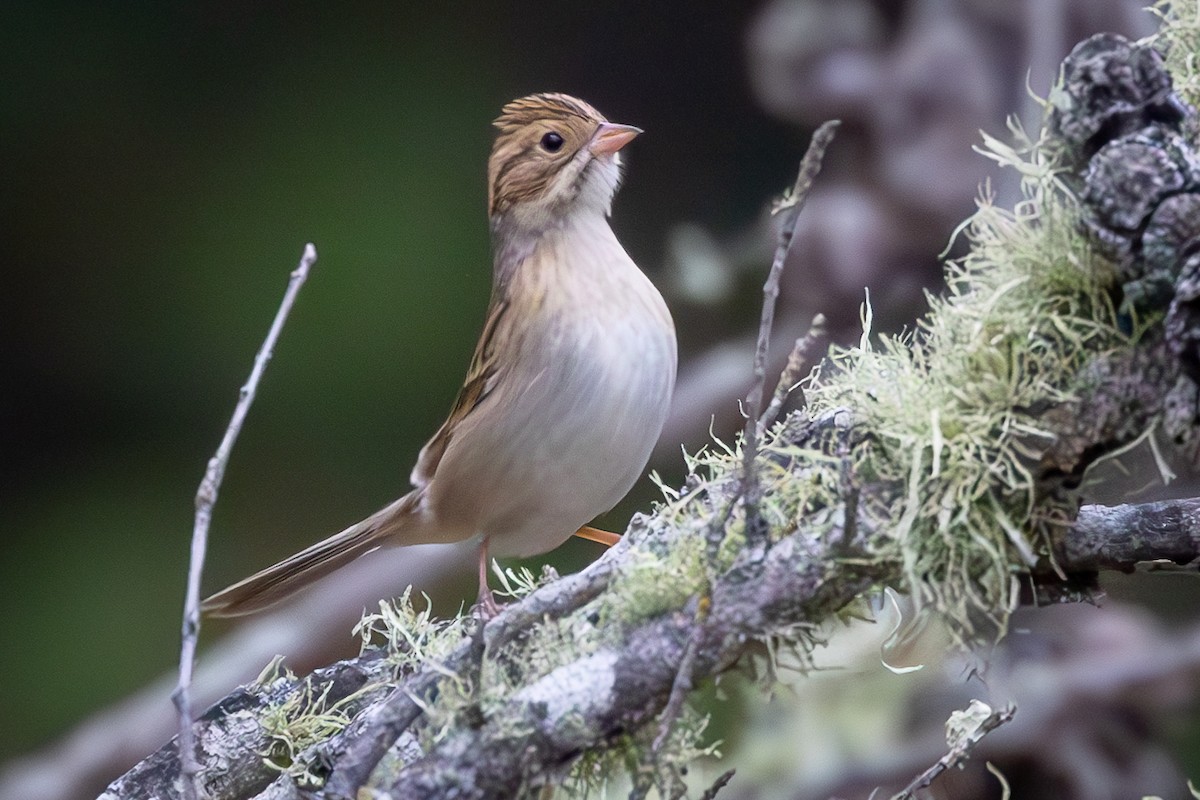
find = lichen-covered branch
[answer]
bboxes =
[104,19,1200,800]
[102,488,1200,800]
[100,652,393,800]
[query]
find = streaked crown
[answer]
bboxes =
[493,93,605,135]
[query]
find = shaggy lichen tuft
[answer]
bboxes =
[805,118,1123,642]
[261,676,365,785]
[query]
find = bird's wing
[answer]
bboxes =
[410,295,510,488]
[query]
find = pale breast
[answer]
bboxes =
[425,216,677,557]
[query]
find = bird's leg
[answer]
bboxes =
[476,536,501,619]
[573,525,622,547]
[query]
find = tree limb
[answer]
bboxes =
[1059,499,1200,571]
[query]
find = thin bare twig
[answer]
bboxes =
[652,597,711,753]
[741,121,839,549]
[173,243,317,799]
[757,313,827,436]
[660,129,838,796]
[704,494,740,565]
[628,599,708,800]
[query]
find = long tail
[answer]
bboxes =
[202,491,423,618]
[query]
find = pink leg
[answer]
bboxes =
[476,536,501,619]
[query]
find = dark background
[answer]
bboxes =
[4,2,1194,798]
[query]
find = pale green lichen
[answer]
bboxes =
[803,117,1124,643]
[355,586,471,669]
[354,589,480,752]
[261,676,367,785]
[596,537,706,628]
[252,654,295,689]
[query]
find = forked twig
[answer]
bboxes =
[740,121,840,548]
[173,243,317,799]
[642,122,839,800]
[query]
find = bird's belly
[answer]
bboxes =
[427,308,675,557]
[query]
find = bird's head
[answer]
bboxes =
[488,93,641,230]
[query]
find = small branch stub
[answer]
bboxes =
[891,701,1016,800]
[758,312,827,436]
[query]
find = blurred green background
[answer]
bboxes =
[1,0,798,764]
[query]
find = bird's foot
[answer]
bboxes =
[573,525,622,547]
[475,587,502,621]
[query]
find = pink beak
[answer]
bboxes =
[589,122,643,156]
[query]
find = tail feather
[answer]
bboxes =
[202,491,422,617]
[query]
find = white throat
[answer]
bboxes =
[501,151,623,231]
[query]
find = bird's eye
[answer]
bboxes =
[540,131,565,152]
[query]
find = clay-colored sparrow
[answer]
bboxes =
[204,93,677,617]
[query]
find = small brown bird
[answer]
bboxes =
[203,93,677,617]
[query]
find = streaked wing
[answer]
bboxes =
[410,295,510,488]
